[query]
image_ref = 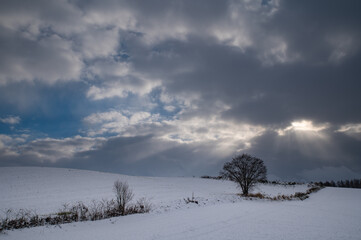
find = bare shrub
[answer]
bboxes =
[306,186,322,194]
[0,209,41,231]
[184,192,199,204]
[247,192,266,199]
[136,197,152,213]
[70,202,89,221]
[113,180,134,216]
[293,192,309,200]
[184,197,199,204]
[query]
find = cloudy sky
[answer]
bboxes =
[0,0,361,181]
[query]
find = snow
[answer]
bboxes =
[1,167,361,240]
[0,167,307,215]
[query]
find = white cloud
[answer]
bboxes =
[210,0,281,52]
[86,59,153,100]
[211,25,252,51]
[0,133,28,156]
[84,110,160,136]
[210,2,252,51]
[83,107,265,157]
[337,123,361,133]
[129,112,151,124]
[0,116,20,124]
[0,134,13,149]
[86,75,160,100]
[83,111,128,125]
[159,89,201,112]
[161,116,265,155]
[336,123,361,140]
[159,91,174,104]
[208,1,301,66]
[164,105,176,112]
[87,85,127,100]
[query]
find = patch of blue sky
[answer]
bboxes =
[0,82,90,139]
[148,87,181,119]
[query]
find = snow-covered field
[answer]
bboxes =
[1,167,361,239]
[0,167,308,215]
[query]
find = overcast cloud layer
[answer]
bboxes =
[1,0,361,181]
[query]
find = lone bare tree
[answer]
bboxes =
[113,180,134,215]
[220,154,267,196]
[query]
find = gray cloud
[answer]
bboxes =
[0,134,230,177]
[127,34,361,126]
[0,26,83,84]
[0,0,361,181]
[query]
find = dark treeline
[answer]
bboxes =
[316,179,361,189]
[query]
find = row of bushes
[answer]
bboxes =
[258,180,305,186]
[200,176,304,186]
[0,198,151,232]
[243,185,323,201]
[1,180,151,232]
[200,175,223,180]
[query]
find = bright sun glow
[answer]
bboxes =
[292,120,318,131]
[277,120,329,136]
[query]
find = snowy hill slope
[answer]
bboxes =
[0,167,307,216]
[1,167,361,240]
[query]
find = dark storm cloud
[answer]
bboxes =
[122,0,361,126]
[270,1,361,62]
[126,36,361,127]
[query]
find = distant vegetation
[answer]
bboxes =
[315,179,361,189]
[200,175,223,180]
